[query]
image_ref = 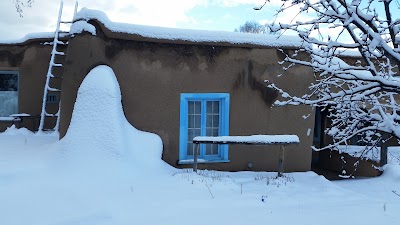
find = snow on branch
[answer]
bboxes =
[263,0,400,163]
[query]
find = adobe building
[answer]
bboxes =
[0,8,326,173]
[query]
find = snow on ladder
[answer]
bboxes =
[38,0,79,132]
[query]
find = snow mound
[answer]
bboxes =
[1,125,34,136]
[74,8,305,48]
[70,20,96,36]
[60,65,164,170]
[382,164,400,181]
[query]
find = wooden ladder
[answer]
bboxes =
[38,0,78,132]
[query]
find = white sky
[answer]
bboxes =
[0,0,289,40]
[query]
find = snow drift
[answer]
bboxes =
[60,65,165,170]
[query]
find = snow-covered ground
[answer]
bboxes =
[1,65,399,225]
[1,130,399,225]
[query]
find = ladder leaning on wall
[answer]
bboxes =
[38,0,78,132]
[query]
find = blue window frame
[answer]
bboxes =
[179,93,230,163]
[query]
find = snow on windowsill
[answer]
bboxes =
[9,113,31,117]
[0,117,21,122]
[73,8,305,48]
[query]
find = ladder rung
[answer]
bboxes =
[54,51,65,56]
[41,128,56,132]
[47,87,61,92]
[58,31,70,34]
[45,113,56,117]
[60,21,73,24]
[51,63,63,67]
[55,40,66,45]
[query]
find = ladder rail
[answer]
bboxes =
[38,0,64,132]
[73,1,79,19]
[38,0,78,132]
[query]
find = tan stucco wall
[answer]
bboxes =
[0,42,60,131]
[59,25,315,172]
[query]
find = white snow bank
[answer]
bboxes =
[381,164,400,181]
[0,125,33,136]
[59,65,166,170]
[74,8,304,48]
[0,32,69,44]
[1,129,400,224]
[193,135,300,144]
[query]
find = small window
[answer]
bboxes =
[179,93,230,163]
[313,107,321,142]
[0,71,18,117]
[46,93,59,103]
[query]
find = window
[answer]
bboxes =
[313,107,322,142]
[179,93,230,163]
[0,71,18,117]
[46,93,59,104]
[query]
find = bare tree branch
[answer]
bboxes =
[264,0,400,166]
[13,0,34,17]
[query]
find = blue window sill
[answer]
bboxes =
[178,159,230,165]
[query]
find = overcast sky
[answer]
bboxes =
[0,0,294,40]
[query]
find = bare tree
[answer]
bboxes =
[258,0,400,166]
[234,21,268,34]
[13,0,34,17]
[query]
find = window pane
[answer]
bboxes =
[188,129,194,142]
[194,115,201,128]
[206,115,212,127]
[0,91,18,117]
[206,144,211,155]
[0,73,18,117]
[0,73,18,91]
[194,101,201,114]
[206,101,212,114]
[188,101,194,114]
[213,115,219,127]
[211,144,218,155]
[187,143,193,156]
[212,128,219,136]
[213,101,219,114]
[205,144,218,156]
[188,115,194,128]
[194,128,201,138]
[206,128,212,136]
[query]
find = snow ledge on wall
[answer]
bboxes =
[0,32,69,45]
[73,8,306,48]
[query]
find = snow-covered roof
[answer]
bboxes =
[0,8,304,48]
[0,32,69,45]
[73,8,305,48]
